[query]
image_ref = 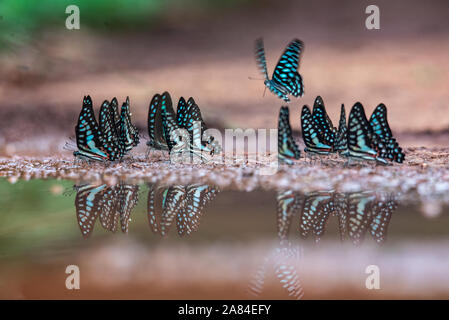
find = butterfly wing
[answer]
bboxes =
[119,97,140,153]
[147,93,168,150]
[272,39,304,97]
[347,192,375,246]
[311,96,336,148]
[98,185,121,233]
[176,96,189,127]
[276,190,303,241]
[74,96,109,161]
[334,104,348,153]
[161,185,186,236]
[117,184,139,233]
[301,105,332,154]
[369,104,405,163]
[278,106,301,162]
[347,103,380,161]
[161,92,186,152]
[369,194,397,244]
[99,100,123,160]
[254,38,270,81]
[75,184,107,237]
[181,184,219,236]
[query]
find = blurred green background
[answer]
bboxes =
[0,0,253,50]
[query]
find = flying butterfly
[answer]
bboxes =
[278,106,301,164]
[345,103,387,164]
[334,104,348,153]
[369,104,405,163]
[74,96,114,161]
[255,38,305,102]
[301,105,333,155]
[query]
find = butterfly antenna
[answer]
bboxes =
[63,141,76,152]
[263,86,267,98]
[248,76,264,81]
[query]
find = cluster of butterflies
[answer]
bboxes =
[255,38,404,165]
[276,190,397,245]
[73,91,219,162]
[73,96,139,161]
[278,96,405,165]
[75,183,218,237]
[147,91,220,159]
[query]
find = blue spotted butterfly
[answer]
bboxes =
[99,100,124,159]
[278,106,301,164]
[176,96,219,155]
[311,96,336,149]
[74,96,119,161]
[147,93,169,152]
[255,38,304,102]
[301,105,333,155]
[334,104,348,153]
[119,97,140,153]
[344,102,388,164]
[369,104,405,163]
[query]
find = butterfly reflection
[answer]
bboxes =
[249,190,304,300]
[147,184,219,236]
[75,183,139,237]
[276,190,398,245]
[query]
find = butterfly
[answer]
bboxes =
[255,38,304,102]
[334,104,348,153]
[301,105,333,155]
[119,97,140,153]
[177,96,219,155]
[98,100,124,160]
[147,93,169,151]
[369,104,405,163]
[311,96,336,148]
[278,106,301,164]
[344,102,388,164]
[74,96,116,161]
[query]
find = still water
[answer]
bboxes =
[0,179,448,299]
